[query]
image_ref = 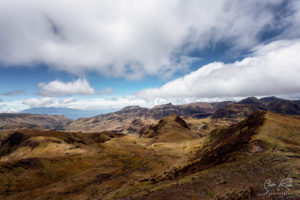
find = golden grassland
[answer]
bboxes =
[0,111,299,199]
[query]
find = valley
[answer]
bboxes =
[0,97,300,199]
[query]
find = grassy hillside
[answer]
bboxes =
[0,111,299,199]
[113,112,300,199]
[140,114,200,142]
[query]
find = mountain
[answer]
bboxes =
[1,111,299,199]
[0,129,123,160]
[65,102,228,133]
[124,111,300,199]
[267,99,300,115]
[0,97,300,200]
[64,97,300,133]
[259,96,284,103]
[6,97,300,135]
[239,96,264,105]
[212,96,300,119]
[21,107,110,119]
[0,113,71,132]
[140,114,199,142]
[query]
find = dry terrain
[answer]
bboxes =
[0,97,300,199]
[0,110,299,199]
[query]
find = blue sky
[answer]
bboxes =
[1,0,300,113]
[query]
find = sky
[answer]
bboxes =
[1,0,300,114]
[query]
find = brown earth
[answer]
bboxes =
[0,111,299,199]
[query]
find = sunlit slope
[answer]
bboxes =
[140,114,200,142]
[117,111,300,200]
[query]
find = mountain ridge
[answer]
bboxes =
[2,96,300,134]
[0,113,71,133]
[21,107,112,119]
[65,96,300,133]
[1,105,300,199]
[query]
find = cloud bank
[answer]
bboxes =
[38,79,95,97]
[0,90,25,96]
[0,0,299,79]
[98,88,114,95]
[22,97,76,108]
[136,39,300,99]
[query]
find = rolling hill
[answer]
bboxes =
[118,111,300,199]
[212,96,300,119]
[0,111,299,199]
[140,114,199,142]
[64,96,300,134]
[0,113,71,132]
[0,96,300,199]
[64,102,228,133]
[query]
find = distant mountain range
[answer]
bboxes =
[1,97,300,199]
[0,113,70,132]
[21,107,114,119]
[1,96,299,134]
[1,109,300,199]
[65,96,300,133]
[212,96,300,119]
[64,101,229,133]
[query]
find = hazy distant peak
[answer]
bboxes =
[239,97,263,105]
[120,105,144,111]
[259,96,284,103]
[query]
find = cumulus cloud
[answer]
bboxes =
[38,79,95,97]
[136,39,300,99]
[19,95,199,111]
[58,98,76,104]
[0,0,298,79]
[1,108,22,113]
[23,97,55,107]
[0,90,24,96]
[22,97,76,107]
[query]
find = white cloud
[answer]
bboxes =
[58,98,76,104]
[136,39,300,99]
[38,79,95,97]
[19,95,200,111]
[1,108,22,113]
[0,90,25,96]
[98,88,114,95]
[23,97,55,107]
[0,0,297,79]
[22,97,76,108]
[3,93,299,115]
[0,100,26,113]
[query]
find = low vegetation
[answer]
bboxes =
[0,103,300,199]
